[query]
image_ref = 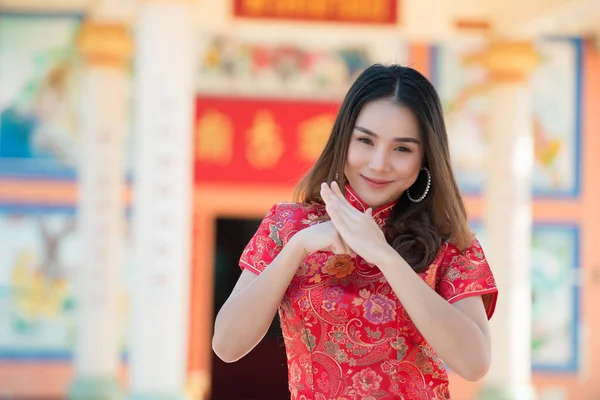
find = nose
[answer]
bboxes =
[368,149,390,172]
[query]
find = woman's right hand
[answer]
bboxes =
[292,220,355,257]
[213,217,353,363]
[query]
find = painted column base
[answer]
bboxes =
[68,376,123,400]
[477,385,537,400]
[129,394,189,400]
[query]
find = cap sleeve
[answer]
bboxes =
[239,204,285,275]
[437,238,498,319]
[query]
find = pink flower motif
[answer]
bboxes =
[433,382,450,398]
[290,362,302,384]
[326,286,344,302]
[363,294,396,324]
[351,367,383,395]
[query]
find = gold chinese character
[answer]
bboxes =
[338,0,361,20]
[370,0,389,22]
[275,0,305,16]
[297,113,335,161]
[246,111,284,169]
[306,0,328,19]
[242,0,266,15]
[196,109,233,165]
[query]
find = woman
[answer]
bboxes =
[213,64,498,399]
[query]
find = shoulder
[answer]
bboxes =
[268,201,326,223]
[265,201,327,242]
[435,237,497,318]
[439,237,488,270]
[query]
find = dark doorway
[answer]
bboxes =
[210,217,290,400]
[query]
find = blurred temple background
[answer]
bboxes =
[0,0,599,399]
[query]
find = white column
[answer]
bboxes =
[476,41,538,400]
[128,1,195,399]
[69,21,132,400]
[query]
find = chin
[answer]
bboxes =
[359,192,394,209]
[347,177,402,208]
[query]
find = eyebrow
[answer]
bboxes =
[354,125,421,144]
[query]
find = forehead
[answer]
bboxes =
[355,98,420,139]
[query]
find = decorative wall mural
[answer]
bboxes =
[0,14,82,179]
[435,38,581,197]
[0,206,130,359]
[472,223,580,371]
[195,32,407,98]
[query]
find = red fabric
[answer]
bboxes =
[239,186,498,399]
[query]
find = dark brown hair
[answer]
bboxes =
[294,64,472,272]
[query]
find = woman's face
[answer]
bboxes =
[344,98,424,209]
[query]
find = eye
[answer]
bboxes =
[394,146,411,152]
[358,137,373,145]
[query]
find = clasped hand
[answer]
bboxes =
[302,181,391,266]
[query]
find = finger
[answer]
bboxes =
[325,201,347,228]
[321,183,337,206]
[323,188,355,235]
[337,232,350,254]
[320,185,333,205]
[332,233,347,255]
[337,233,357,256]
[321,184,340,212]
[330,181,354,208]
[321,184,340,211]
[330,181,362,219]
[330,181,347,202]
[324,196,342,217]
[341,235,357,257]
[364,208,379,226]
[327,206,353,245]
[320,182,333,201]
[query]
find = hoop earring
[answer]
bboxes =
[406,167,431,203]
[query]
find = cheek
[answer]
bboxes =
[401,153,423,172]
[345,144,364,170]
[392,155,421,175]
[408,163,424,186]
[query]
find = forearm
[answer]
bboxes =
[377,248,490,381]
[212,235,306,362]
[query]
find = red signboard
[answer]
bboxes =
[232,0,398,25]
[194,96,341,185]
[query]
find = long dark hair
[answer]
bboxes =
[294,64,472,272]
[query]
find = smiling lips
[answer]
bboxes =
[361,175,392,188]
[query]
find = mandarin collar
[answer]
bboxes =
[344,183,397,226]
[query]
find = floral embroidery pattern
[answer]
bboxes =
[423,263,439,288]
[362,293,396,325]
[352,368,383,395]
[391,337,409,361]
[239,187,498,399]
[301,328,317,351]
[322,254,355,278]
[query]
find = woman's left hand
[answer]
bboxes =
[320,181,393,266]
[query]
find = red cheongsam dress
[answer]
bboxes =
[239,185,498,400]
